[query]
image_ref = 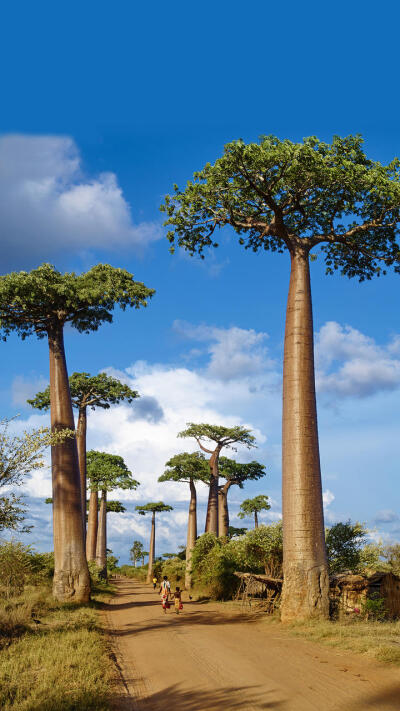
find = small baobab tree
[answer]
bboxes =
[135,502,173,583]
[218,458,266,537]
[130,540,144,567]
[28,371,138,546]
[238,495,271,529]
[162,134,400,620]
[178,424,256,536]
[0,263,153,602]
[87,450,139,577]
[159,451,210,589]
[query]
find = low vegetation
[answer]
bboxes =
[0,540,116,711]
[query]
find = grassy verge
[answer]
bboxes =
[0,582,116,711]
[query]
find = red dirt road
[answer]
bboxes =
[104,578,400,710]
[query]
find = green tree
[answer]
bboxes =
[228,525,248,538]
[325,521,368,574]
[178,424,256,536]
[162,135,400,620]
[382,544,400,575]
[218,458,266,537]
[87,450,139,578]
[135,502,173,583]
[0,418,72,533]
[0,263,153,602]
[238,495,271,529]
[28,371,138,552]
[244,523,283,577]
[130,540,144,567]
[159,452,210,588]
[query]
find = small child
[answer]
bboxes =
[173,586,182,614]
[152,576,157,590]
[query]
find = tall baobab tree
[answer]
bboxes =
[87,450,139,577]
[238,495,271,529]
[178,424,256,536]
[162,135,400,620]
[135,502,173,583]
[218,458,266,537]
[0,263,153,602]
[28,371,138,545]
[159,451,210,589]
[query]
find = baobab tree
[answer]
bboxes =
[0,263,153,602]
[178,424,256,536]
[159,452,210,589]
[28,371,138,542]
[135,502,173,583]
[238,495,271,529]
[162,135,400,620]
[130,540,144,567]
[218,458,266,537]
[86,450,139,578]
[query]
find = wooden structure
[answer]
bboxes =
[234,572,282,613]
[329,572,400,619]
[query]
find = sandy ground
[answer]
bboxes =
[103,578,400,711]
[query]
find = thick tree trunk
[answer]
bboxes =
[218,481,231,537]
[96,490,107,578]
[48,326,90,603]
[76,406,87,539]
[205,448,220,535]
[86,489,98,562]
[281,249,329,622]
[185,478,197,589]
[254,511,259,529]
[146,512,156,583]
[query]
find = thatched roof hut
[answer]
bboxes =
[329,572,400,619]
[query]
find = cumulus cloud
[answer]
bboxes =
[316,322,400,398]
[322,489,335,508]
[374,509,399,524]
[0,134,161,269]
[11,374,49,408]
[173,320,275,381]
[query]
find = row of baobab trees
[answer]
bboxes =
[1,134,399,621]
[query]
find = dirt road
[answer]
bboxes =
[104,578,400,710]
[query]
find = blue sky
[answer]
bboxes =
[1,1,400,563]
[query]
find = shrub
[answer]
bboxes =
[362,593,387,621]
[0,540,34,598]
[161,557,186,586]
[244,523,283,577]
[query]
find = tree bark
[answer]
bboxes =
[254,510,259,529]
[185,478,197,589]
[86,489,98,562]
[218,481,232,537]
[48,325,90,603]
[205,447,221,535]
[281,248,329,622]
[146,511,156,583]
[76,406,87,540]
[96,489,107,578]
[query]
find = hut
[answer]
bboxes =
[234,572,282,612]
[329,572,400,619]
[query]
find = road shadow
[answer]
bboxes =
[108,608,262,638]
[340,683,400,710]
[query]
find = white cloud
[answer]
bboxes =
[323,489,335,508]
[316,322,400,398]
[0,134,161,268]
[11,375,49,408]
[173,320,275,381]
[374,510,399,524]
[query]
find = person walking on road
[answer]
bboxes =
[152,576,157,590]
[173,586,182,614]
[159,575,170,613]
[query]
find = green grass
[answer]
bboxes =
[0,583,116,711]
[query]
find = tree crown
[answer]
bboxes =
[0,263,155,340]
[130,540,144,561]
[219,457,266,489]
[237,495,271,518]
[162,134,400,279]
[158,452,210,484]
[28,371,138,412]
[86,450,139,492]
[135,501,173,515]
[178,423,256,453]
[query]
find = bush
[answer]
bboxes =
[161,557,185,586]
[362,593,387,621]
[0,540,34,598]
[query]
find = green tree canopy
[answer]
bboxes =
[130,540,144,564]
[158,451,210,484]
[86,450,139,493]
[135,502,173,515]
[238,495,271,523]
[219,457,266,489]
[28,371,138,412]
[178,423,256,452]
[162,134,400,276]
[325,521,368,574]
[0,263,155,339]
